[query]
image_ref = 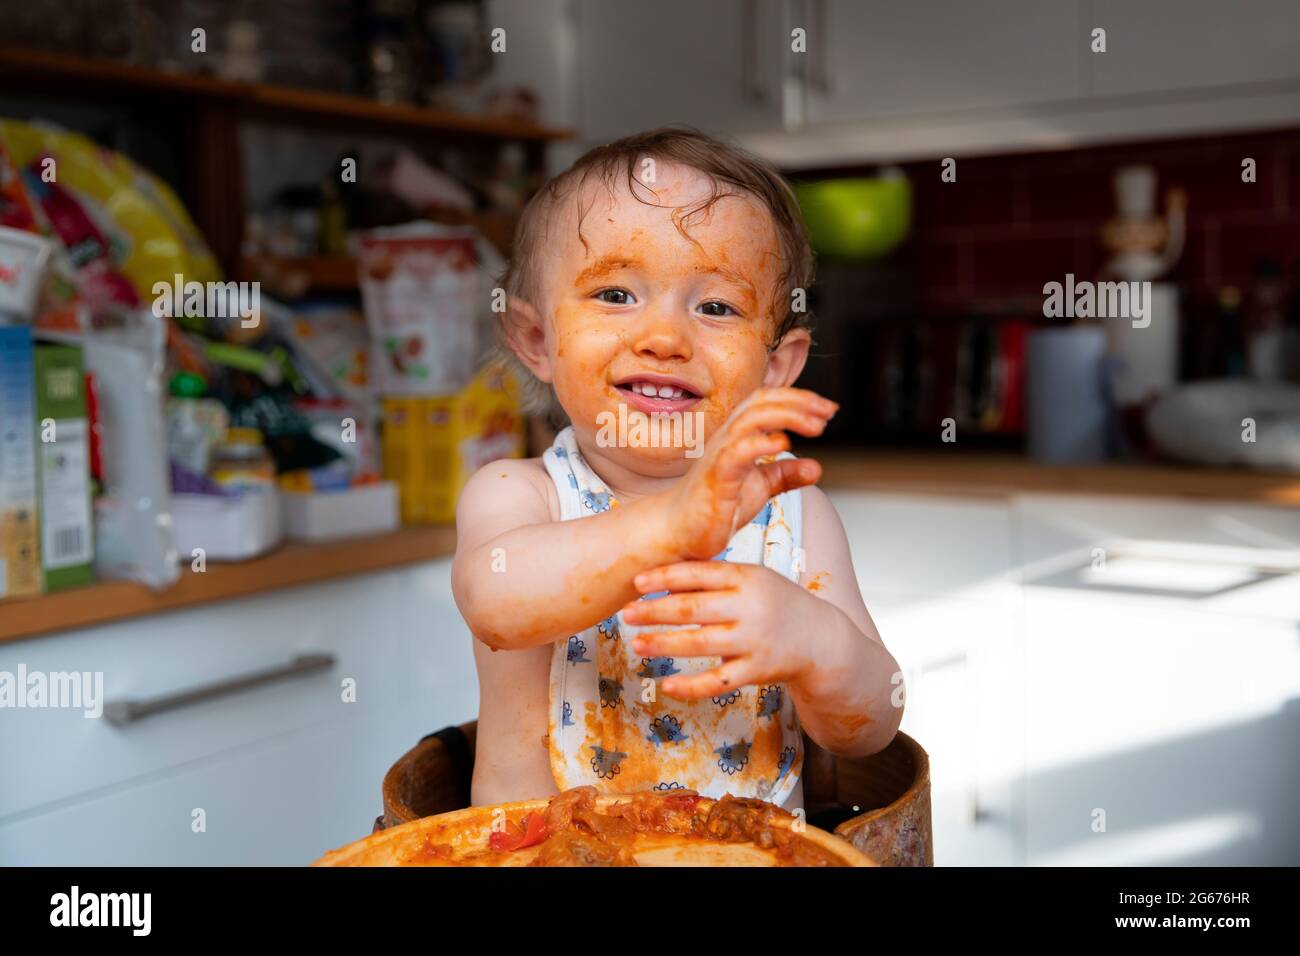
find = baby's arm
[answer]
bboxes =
[791,486,903,757]
[451,458,682,650]
[622,483,902,758]
[452,388,835,652]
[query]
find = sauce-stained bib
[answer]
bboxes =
[542,425,804,805]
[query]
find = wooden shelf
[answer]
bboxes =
[240,255,360,295]
[814,449,1300,505]
[0,45,560,296]
[0,48,573,143]
[0,525,457,645]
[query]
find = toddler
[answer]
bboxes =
[452,128,903,810]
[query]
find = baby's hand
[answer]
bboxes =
[665,387,835,561]
[621,561,825,699]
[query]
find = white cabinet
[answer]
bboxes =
[576,0,786,143]
[0,707,418,865]
[868,593,1026,867]
[829,490,1017,603]
[565,0,1300,164]
[1015,495,1300,866]
[831,490,1024,866]
[0,570,411,820]
[0,558,480,865]
[764,0,1300,164]
[1019,589,1300,866]
[834,489,1300,867]
[1089,0,1300,97]
[806,0,1085,124]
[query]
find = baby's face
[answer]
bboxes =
[536,162,790,470]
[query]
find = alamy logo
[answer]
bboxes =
[595,405,705,458]
[152,274,260,328]
[1043,274,1151,328]
[0,665,103,718]
[50,886,151,936]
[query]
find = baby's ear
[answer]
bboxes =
[501,295,552,383]
[763,327,811,388]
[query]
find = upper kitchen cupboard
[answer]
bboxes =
[576,0,786,143]
[571,0,1300,164]
[1088,0,1300,97]
[803,0,1085,124]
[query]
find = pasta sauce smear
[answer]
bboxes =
[413,786,849,867]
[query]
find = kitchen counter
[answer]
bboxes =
[5,452,1296,644]
[813,450,1300,505]
[0,525,457,644]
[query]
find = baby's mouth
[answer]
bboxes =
[613,376,703,414]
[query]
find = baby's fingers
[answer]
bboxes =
[632,624,745,659]
[731,401,834,443]
[756,457,822,498]
[734,387,837,421]
[715,431,791,485]
[662,658,755,700]
[622,590,737,627]
[633,560,741,593]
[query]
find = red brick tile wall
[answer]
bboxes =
[810,126,1300,313]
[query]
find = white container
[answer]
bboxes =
[0,226,54,321]
[171,490,283,561]
[280,481,399,542]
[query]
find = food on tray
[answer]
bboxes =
[313,785,874,867]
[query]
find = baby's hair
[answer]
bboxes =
[495,126,815,421]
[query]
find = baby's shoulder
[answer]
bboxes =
[457,456,561,525]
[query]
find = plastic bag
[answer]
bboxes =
[354,221,501,396]
[63,308,180,588]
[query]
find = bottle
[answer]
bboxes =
[208,427,276,493]
[318,179,348,257]
[1283,265,1300,382]
[1216,287,1245,378]
[1244,257,1286,380]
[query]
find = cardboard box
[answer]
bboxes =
[0,326,40,598]
[171,490,283,562]
[34,343,94,591]
[281,481,399,542]
[382,363,524,524]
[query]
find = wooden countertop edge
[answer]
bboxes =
[814,453,1300,505]
[0,525,457,646]
[4,455,1296,644]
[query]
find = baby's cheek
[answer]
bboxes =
[549,310,620,417]
[553,371,609,431]
[701,331,772,429]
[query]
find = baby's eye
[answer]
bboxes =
[594,288,634,305]
[699,300,737,317]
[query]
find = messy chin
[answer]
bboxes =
[560,401,712,474]
[580,437,703,477]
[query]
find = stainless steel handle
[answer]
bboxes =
[103,653,336,727]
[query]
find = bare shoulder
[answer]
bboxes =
[799,483,882,643]
[799,483,848,550]
[455,456,559,550]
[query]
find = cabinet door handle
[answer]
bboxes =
[103,653,336,727]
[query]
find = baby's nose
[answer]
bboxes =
[631,313,692,360]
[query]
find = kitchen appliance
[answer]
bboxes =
[1100,166,1186,408]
